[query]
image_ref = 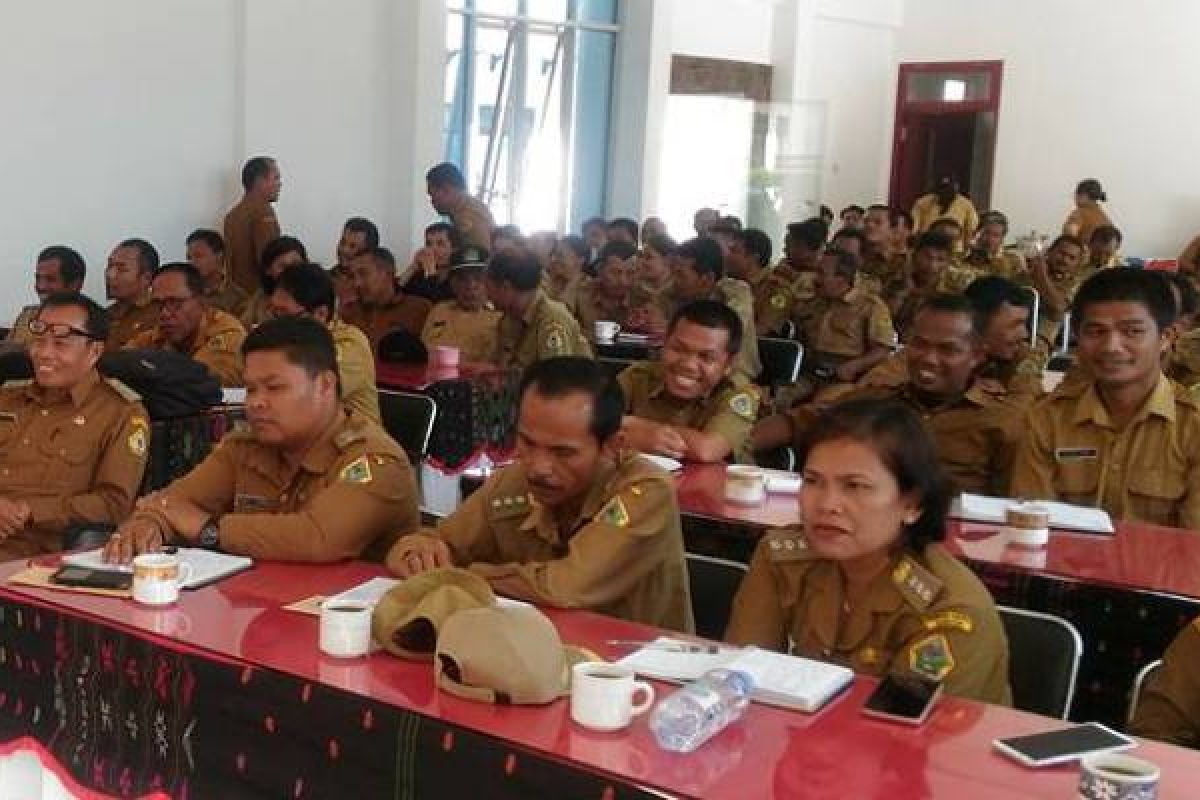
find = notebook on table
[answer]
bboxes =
[62,548,254,589]
[618,638,854,713]
[951,493,1115,535]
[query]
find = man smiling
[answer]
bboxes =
[385,357,693,632]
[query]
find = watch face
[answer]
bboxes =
[200,524,220,548]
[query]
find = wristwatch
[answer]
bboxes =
[197,518,221,550]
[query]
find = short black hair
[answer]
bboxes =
[425,221,463,250]
[261,236,309,274]
[426,162,466,190]
[719,215,742,230]
[118,238,160,275]
[676,237,724,280]
[345,217,381,250]
[493,224,524,245]
[275,263,335,317]
[913,231,953,255]
[1073,267,1177,333]
[866,203,891,215]
[1089,224,1123,246]
[737,228,772,268]
[598,240,637,264]
[786,218,827,251]
[643,233,677,258]
[241,156,275,191]
[153,262,206,297]
[819,204,833,220]
[979,210,1009,233]
[37,291,110,342]
[964,275,1030,327]
[707,221,739,240]
[187,228,225,255]
[1167,272,1200,319]
[369,246,398,270]
[668,300,742,355]
[37,245,86,286]
[487,247,542,291]
[557,234,589,260]
[889,208,914,230]
[1075,178,1106,203]
[840,204,865,218]
[796,396,953,549]
[607,217,639,241]
[581,216,606,233]
[822,248,860,284]
[914,292,984,338]
[930,216,963,233]
[1050,233,1085,254]
[519,357,624,443]
[242,315,340,385]
[831,227,867,250]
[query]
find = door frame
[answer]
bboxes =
[888,60,1004,209]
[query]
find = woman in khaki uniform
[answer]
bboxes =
[726,396,1011,704]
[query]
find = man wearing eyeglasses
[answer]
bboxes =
[126,263,247,387]
[0,293,149,560]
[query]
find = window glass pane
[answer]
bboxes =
[475,0,520,15]
[905,71,991,104]
[578,0,618,25]
[526,0,569,22]
[443,11,467,165]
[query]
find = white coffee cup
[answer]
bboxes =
[1078,753,1159,800]
[131,553,194,606]
[725,465,766,506]
[319,602,373,658]
[594,320,620,341]
[570,661,655,732]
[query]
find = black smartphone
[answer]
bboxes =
[861,674,943,725]
[51,565,133,591]
[993,723,1135,767]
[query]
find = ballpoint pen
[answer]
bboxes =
[605,639,725,654]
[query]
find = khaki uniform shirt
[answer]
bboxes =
[239,290,271,330]
[420,301,502,364]
[206,280,250,318]
[756,266,814,337]
[0,372,148,559]
[1167,327,1200,389]
[133,409,418,563]
[912,193,980,243]
[1063,203,1112,245]
[1011,374,1200,529]
[796,287,894,360]
[448,194,495,253]
[329,317,381,424]
[222,197,280,294]
[966,249,1027,281]
[617,361,760,463]
[713,278,762,383]
[544,273,584,315]
[577,279,634,333]
[630,277,675,320]
[1024,267,1085,347]
[858,345,1045,406]
[106,295,158,352]
[1130,616,1200,748]
[726,532,1011,704]
[416,456,693,632]
[342,288,433,354]
[127,308,248,387]
[6,305,38,345]
[496,289,592,370]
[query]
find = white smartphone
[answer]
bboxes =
[993,722,1136,768]
[861,674,943,725]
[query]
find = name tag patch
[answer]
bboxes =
[1055,447,1098,462]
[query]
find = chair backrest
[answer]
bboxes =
[597,356,634,382]
[757,337,804,387]
[378,389,438,462]
[754,446,796,472]
[1015,285,1040,347]
[1126,659,1164,726]
[998,605,1083,719]
[685,553,749,640]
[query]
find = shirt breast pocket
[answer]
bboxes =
[38,430,95,487]
[1127,468,1186,524]
[1054,459,1099,505]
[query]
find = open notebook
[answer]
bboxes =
[63,548,253,589]
[951,493,1114,534]
[618,638,854,713]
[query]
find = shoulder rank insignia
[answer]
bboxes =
[544,324,566,354]
[922,610,974,634]
[339,455,373,484]
[598,496,631,528]
[763,529,813,562]
[488,492,531,519]
[892,557,942,610]
[909,633,955,681]
[209,334,228,350]
[729,391,757,420]
[127,417,149,458]
[769,293,789,310]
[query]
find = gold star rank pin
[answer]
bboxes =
[598,496,631,528]
[339,455,374,484]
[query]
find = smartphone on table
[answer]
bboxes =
[50,565,132,591]
[993,722,1136,767]
[861,674,943,725]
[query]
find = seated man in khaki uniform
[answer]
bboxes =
[0,293,149,560]
[488,247,592,370]
[577,241,637,334]
[269,262,380,423]
[544,235,587,313]
[421,248,502,363]
[626,233,676,335]
[105,316,419,564]
[884,232,976,337]
[751,219,824,338]
[186,229,250,317]
[1024,234,1086,347]
[343,246,433,354]
[1012,268,1200,528]
[861,204,908,291]
[8,246,87,345]
[426,162,494,253]
[966,211,1027,280]
[127,263,248,387]
[104,238,159,351]
[1129,616,1200,748]
[385,357,693,632]
[619,301,760,464]
[240,236,309,329]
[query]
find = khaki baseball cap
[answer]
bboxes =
[435,603,594,705]
[371,568,495,661]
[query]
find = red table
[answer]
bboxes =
[675,463,800,530]
[375,361,506,391]
[2,560,1199,799]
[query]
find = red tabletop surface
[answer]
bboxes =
[2,559,1198,799]
[375,361,503,391]
[674,464,801,530]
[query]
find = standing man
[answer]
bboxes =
[1012,269,1200,528]
[105,238,159,350]
[488,247,591,369]
[105,316,419,564]
[127,263,248,387]
[911,176,979,241]
[8,246,86,345]
[0,293,149,560]
[385,357,693,632]
[426,162,493,252]
[343,247,433,353]
[223,156,282,294]
[186,229,249,316]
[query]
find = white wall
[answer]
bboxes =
[896,0,1200,256]
[669,0,776,64]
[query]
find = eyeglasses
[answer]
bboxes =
[28,319,100,342]
[153,296,196,313]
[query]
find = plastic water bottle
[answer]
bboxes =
[649,669,755,753]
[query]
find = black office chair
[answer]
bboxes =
[756,337,804,388]
[377,389,438,463]
[998,605,1083,719]
[1126,659,1164,726]
[686,553,749,640]
[754,446,796,472]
